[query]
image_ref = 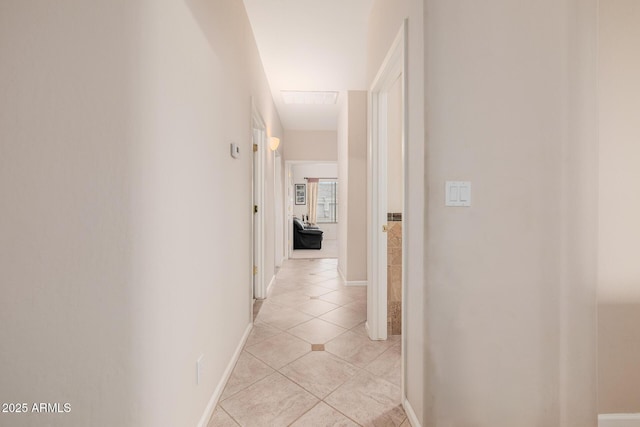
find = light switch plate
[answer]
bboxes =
[446,181,471,207]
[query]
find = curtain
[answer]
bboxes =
[307,178,319,224]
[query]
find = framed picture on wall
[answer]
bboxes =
[295,183,306,205]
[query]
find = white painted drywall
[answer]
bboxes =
[338,94,351,279]
[346,92,368,282]
[129,1,284,423]
[387,74,403,213]
[336,91,368,283]
[0,1,282,426]
[598,0,640,415]
[420,0,598,425]
[599,414,640,427]
[283,129,338,161]
[0,3,136,425]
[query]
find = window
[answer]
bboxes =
[316,180,338,223]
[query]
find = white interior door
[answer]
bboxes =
[274,152,284,267]
[252,128,265,300]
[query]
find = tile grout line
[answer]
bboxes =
[243,328,319,371]
[220,406,241,427]
[320,397,366,427]
[284,401,322,426]
[224,259,402,426]
[217,351,275,403]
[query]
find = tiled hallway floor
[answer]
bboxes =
[209,258,407,427]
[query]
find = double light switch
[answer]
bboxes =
[445,181,471,207]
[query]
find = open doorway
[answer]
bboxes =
[285,161,339,260]
[252,104,266,304]
[368,19,407,394]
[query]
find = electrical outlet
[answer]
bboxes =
[197,355,204,385]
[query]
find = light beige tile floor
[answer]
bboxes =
[290,239,338,259]
[209,258,405,427]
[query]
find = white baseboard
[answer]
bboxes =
[403,397,421,427]
[337,266,347,283]
[397,401,638,427]
[267,275,276,294]
[337,266,367,287]
[365,320,388,341]
[345,280,367,287]
[197,323,253,427]
[599,414,640,427]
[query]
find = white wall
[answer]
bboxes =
[290,163,338,239]
[370,0,598,424]
[0,1,282,426]
[283,129,338,161]
[0,2,135,425]
[421,0,598,425]
[387,75,403,213]
[338,96,350,279]
[346,93,368,282]
[337,91,368,283]
[598,0,640,415]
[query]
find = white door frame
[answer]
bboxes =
[367,18,407,375]
[367,17,408,404]
[252,101,266,300]
[285,161,295,259]
[284,160,338,258]
[274,151,284,268]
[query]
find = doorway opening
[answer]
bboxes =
[368,20,408,398]
[285,161,339,260]
[252,102,266,305]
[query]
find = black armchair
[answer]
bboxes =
[293,217,323,249]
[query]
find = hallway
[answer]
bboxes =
[208,259,405,426]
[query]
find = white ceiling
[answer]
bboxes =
[243,0,374,131]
